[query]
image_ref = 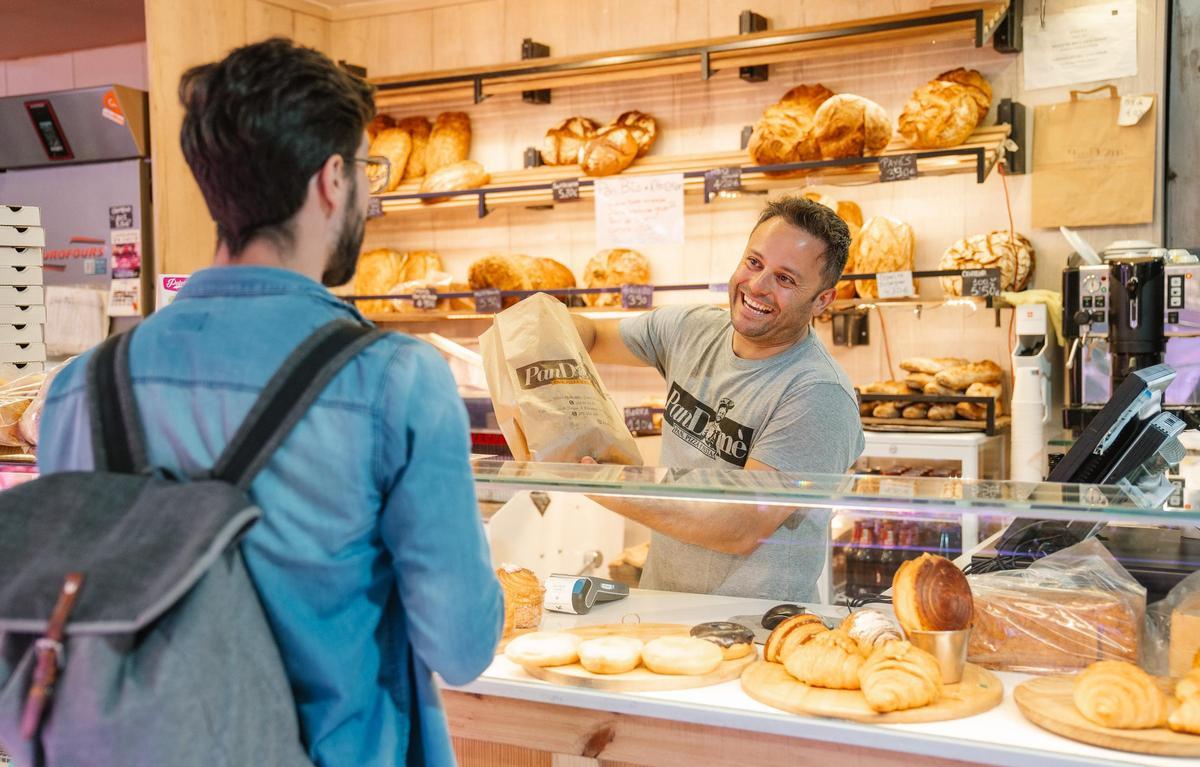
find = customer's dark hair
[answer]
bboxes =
[755,197,852,291]
[179,38,375,256]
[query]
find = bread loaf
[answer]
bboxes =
[748,106,810,166]
[424,111,471,175]
[872,402,900,418]
[580,125,640,176]
[898,80,979,149]
[923,380,963,398]
[353,248,407,315]
[583,248,651,307]
[779,84,836,122]
[900,357,969,375]
[902,403,930,419]
[535,257,576,292]
[936,68,992,122]
[541,116,600,166]
[367,113,395,141]
[419,160,489,202]
[801,192,863,233]
[368,128,412,193]
[468,254,574,307]
[861,380,910,395]
[956,381,1003,420]
[1169,594,1200,677]
[940,231,1035,296]
[396,116,432,180]
[927,403,957,421]
[497,565,544,634]
[851,217,915,299]
[813,94,892,159]
[935,360,1003,389]
[967,583,1142,673]
[904,373,935,391]
[611,110,658,157]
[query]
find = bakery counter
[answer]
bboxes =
[440,589,1183,767]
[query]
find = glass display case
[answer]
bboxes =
[463,459,1200,767]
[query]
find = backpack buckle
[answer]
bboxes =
[20,572,84,740]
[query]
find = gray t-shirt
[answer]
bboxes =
[619,304,865,601]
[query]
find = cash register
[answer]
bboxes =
[973,364,1198,600]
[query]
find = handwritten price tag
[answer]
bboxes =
[875,270,915,299]
[878,154,918,183]
[703,167,742,201]
[411,287,438,311]
[552,178,581,202]
[962,268,1002,297]
[620,284,654,309]
[473,288,502,313]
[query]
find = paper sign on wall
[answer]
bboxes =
[1023,0,1137,91]
[594,173,684,249]
[157,274,188,309]
[108,277,140,317]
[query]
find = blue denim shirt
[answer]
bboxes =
[38,266,503,766]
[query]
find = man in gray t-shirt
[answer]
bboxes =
[573,197,865,601]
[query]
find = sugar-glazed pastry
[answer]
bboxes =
[690,622,755,660]
[504,631,581,667]
[1073,660,1168,729]
[784,630,865,690]
[891,553,973,633]
[843,609,903,656]
[859,640,943,712]
[496,564,545,633]
[577,636,644,674]
[641,636,723,675]
[764,613,827,664]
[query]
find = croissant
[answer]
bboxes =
[764,613,827,664]
[784,630,864,689]
[859,640,943,712]
[1177,668,1200,700]
[1168,695,1200,735]
[843,609,903,656]
[1073,661,1168,729]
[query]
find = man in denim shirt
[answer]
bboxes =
[36,39,502,766]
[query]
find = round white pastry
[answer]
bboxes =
[641,636,723,676]
[504,631,581,667]
[577,636,645,674]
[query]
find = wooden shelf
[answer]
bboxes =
[370,2,1012,107]
[373,124,1011,217]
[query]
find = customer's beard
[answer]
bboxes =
[321,194,366,288]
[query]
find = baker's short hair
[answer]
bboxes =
[755,197,852,291]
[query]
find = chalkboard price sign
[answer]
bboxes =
[624,407,656,435]
[473,288,503,313]
[620,284,654,309]
[878,154,918,183]
[962,268,1002,297]
[411,287,438,311]
[552,178,581,202]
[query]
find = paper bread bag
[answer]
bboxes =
[481,293,642,465]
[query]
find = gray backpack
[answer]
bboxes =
[0,319,384,766]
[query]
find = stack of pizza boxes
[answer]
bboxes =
[0,205,46,381]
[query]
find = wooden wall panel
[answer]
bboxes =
[332,10,435,76]
[145,0,247,276]
[431,0,507,69]
[293,10,332,51]
[246,0,295,41]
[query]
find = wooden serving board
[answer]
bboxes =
[517,623,756,692]
[740,660,1003,724]
[1014,675,1200,758]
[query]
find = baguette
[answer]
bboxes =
[902,403,930,420]
[899,357,969,374]
[904,373,934,391]
[923,381,964,398]
[927,404,958,421]
[872,402,901,418]
[956,381,1003,420]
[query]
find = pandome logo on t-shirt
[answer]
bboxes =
[663,383,754,467]
[516,358,594,389]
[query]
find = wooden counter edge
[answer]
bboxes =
[444,688,984,767]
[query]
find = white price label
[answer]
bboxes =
[875,270,915,299]
[877,479,917,498]
[1118,94,1154,126]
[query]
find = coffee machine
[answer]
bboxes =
[1063,246,1200,433]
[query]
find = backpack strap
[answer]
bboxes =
[88,329,149,474]
[209,320,387,491]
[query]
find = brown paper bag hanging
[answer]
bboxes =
[1032,85,1156,228]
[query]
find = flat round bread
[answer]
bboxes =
[505,631,581,667]
[641,636,723,676]
[577,636,645,674]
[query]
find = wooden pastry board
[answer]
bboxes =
[1014,675,1200,758]
[517,623,756,692]
[861,415,1011,433]
[740,660,1003,724]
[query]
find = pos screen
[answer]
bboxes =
[25,100,73,161]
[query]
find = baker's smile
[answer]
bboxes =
[740,292,774,315]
